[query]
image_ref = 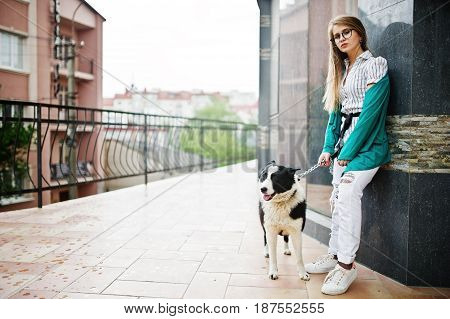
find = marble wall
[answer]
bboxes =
[358,0,450,287]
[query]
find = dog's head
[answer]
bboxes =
[258,161,301,202]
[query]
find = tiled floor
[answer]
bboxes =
[0,161,448,299]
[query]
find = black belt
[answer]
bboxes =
[331,112,361,160]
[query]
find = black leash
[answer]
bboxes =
[296,112,360,180]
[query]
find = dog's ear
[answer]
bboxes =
[266,160,276,166]
[260,160,275,173]
[293,169,302,178]
[259,160,275,177]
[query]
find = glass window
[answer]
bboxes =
[268,0,359,218]
[305,0,359,218]
[1,32,11,66]
[0,31,24,70]
[12,35,23,69]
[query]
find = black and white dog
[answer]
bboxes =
[258,161,310,281]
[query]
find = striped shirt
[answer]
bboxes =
[339,50,388,143]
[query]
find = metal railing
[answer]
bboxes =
[0,100,257,208]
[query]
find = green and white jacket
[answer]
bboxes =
[322,73,391,173]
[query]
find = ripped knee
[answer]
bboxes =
[329,186,339,209]
[340,172,355,184]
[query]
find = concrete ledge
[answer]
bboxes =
[304,209,331,247]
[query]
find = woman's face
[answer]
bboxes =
[331,24,362,54]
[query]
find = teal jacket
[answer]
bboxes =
[322,73,391,173]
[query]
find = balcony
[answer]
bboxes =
[51,57,95,81]
[0,100,256,208]
[0,161,448,299]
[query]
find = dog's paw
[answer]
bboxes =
[269,273,279,280]
[263,246,269,258]
[298,272,310,281]
[283,249,291,255]
[268,269,279,280]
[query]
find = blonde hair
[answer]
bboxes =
[322,15,369,113]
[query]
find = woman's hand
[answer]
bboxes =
[318,152,331,167]
[338,160,349,166]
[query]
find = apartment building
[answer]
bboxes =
[104,88,258,123]
[0,0,104,211]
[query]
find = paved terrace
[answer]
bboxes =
[0,161,448,299]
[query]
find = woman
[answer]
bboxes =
[304,15,391,295]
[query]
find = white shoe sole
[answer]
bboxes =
[321,286,351,295]
[305,262,337,274]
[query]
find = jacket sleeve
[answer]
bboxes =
[338,74,390,161]
[322,110,340,154]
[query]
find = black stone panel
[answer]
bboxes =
[303,217,331,247]
[357,169,410,284]
[359,0,411,16]
[360,0,414,116]
[408,173,450,287]
[412,0,450,115]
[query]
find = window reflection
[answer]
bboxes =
[270,0,358,217]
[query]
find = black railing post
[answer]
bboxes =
[144,115,148,185]
[36,105,43,208]
[200,120,204,171]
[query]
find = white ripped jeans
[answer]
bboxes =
[328,158,379,264]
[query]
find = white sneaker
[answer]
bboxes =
[305,254,338,274]
[321,264,357,295]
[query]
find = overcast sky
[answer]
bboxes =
[87,0,260,98]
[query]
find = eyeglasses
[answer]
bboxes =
[330,28,353,42]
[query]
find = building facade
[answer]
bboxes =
[104,88,258,123]
[0,0,104,211]
[257,0,449,287]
